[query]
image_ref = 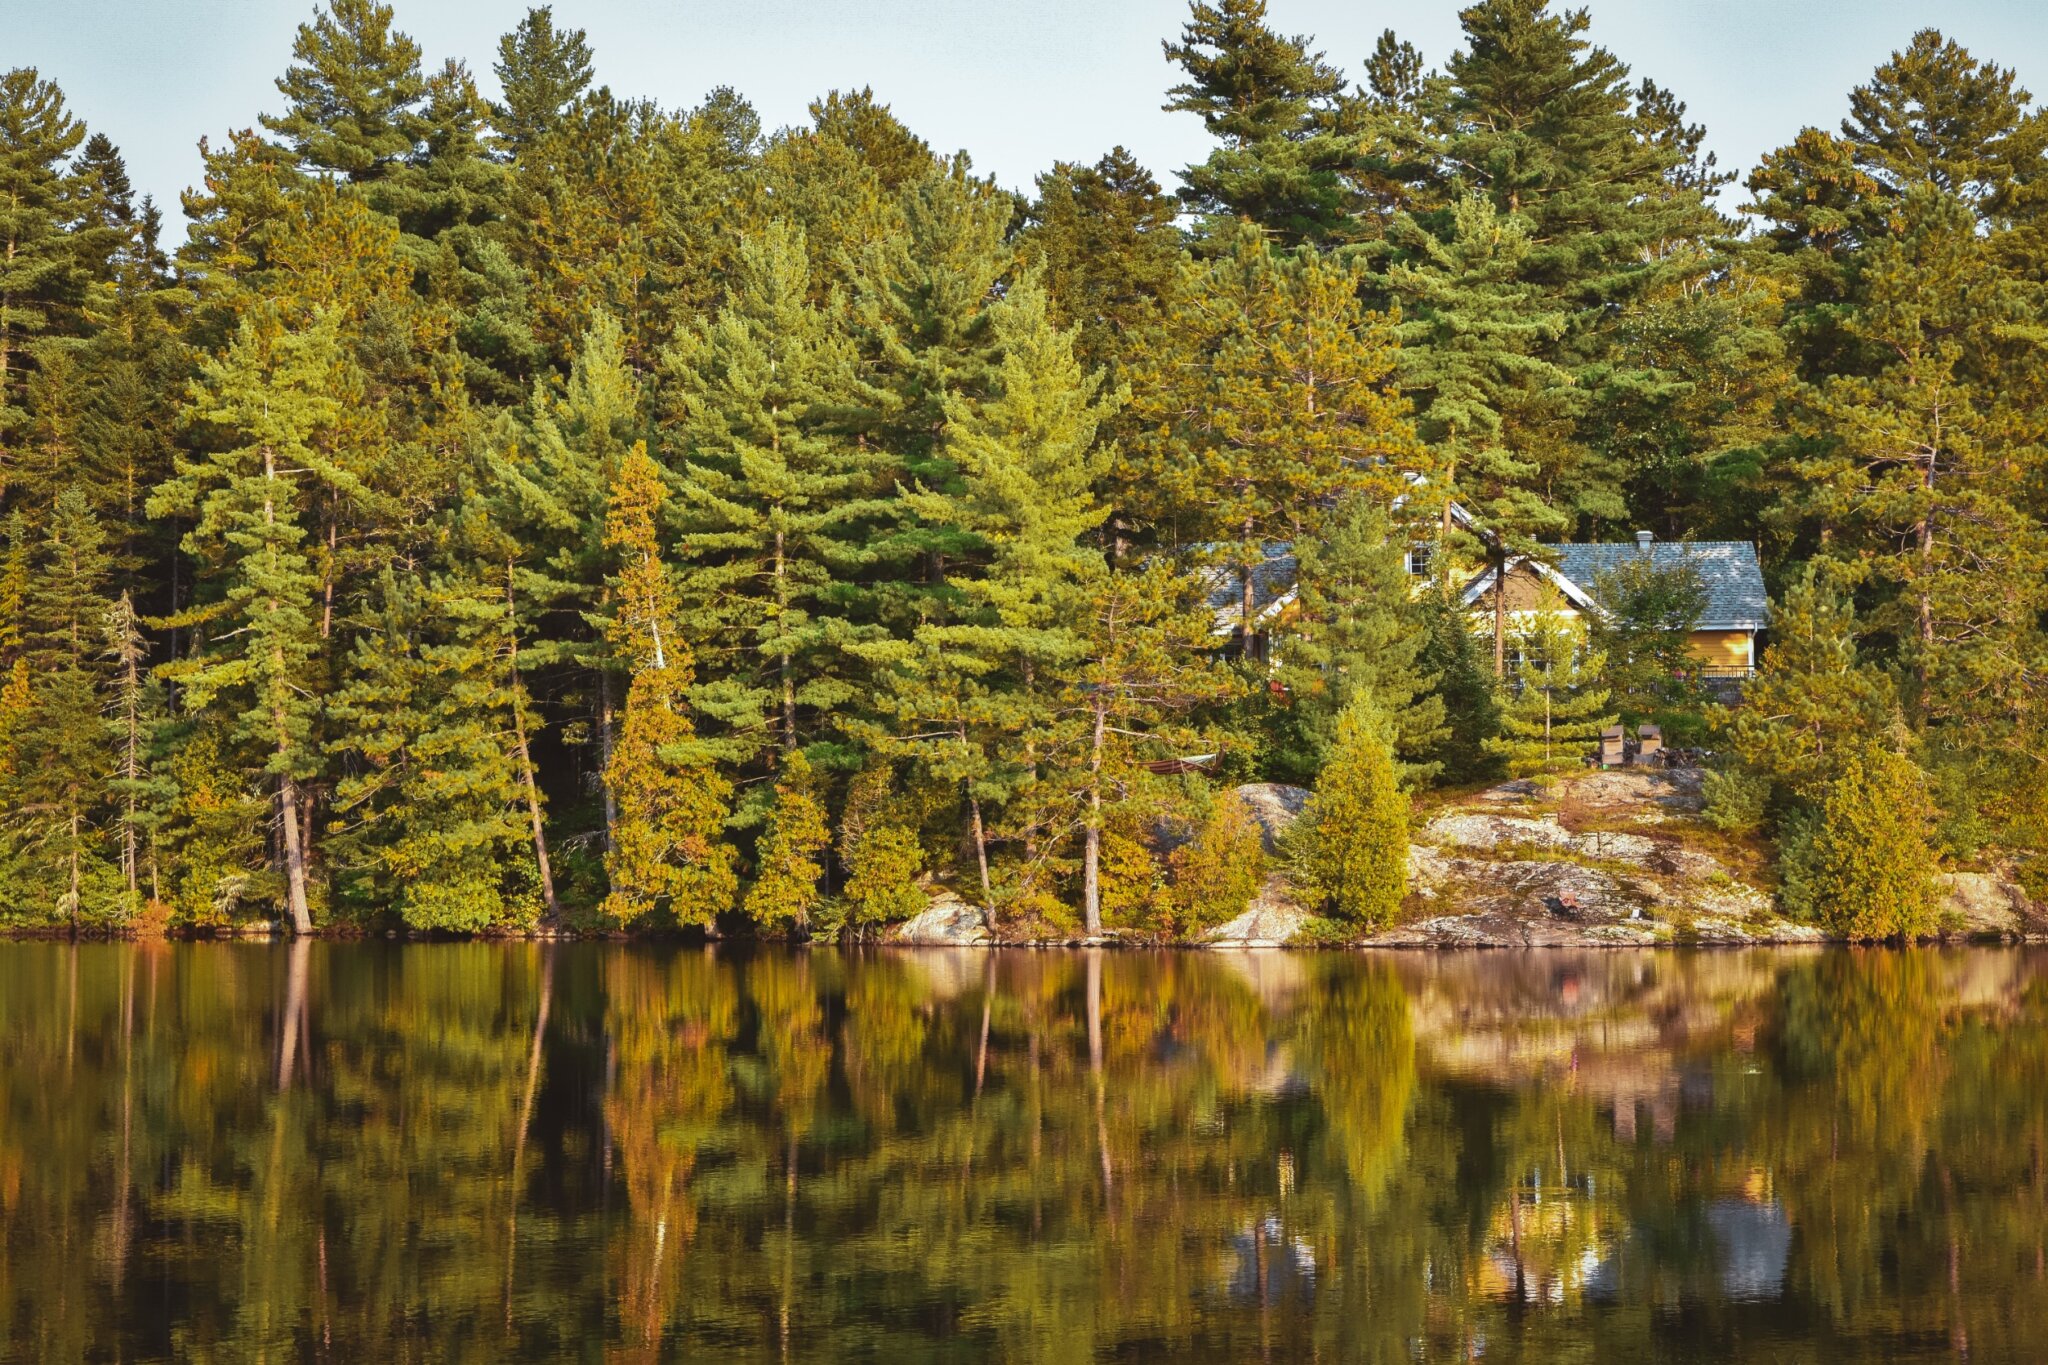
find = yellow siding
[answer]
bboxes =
[1688,629,1753,669]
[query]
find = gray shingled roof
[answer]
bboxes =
[1201,544,1298,625]
[1553,541,1769,630]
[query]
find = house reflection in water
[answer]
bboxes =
[1224,1215,1318,1307]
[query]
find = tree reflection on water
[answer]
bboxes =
[1,943,2043,1361]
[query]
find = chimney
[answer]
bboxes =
[1635,530,1653,553]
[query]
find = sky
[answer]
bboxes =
[11,0,2048,218]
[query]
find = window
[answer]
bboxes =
[1405,544,1433,577]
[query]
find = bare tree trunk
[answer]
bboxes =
[1493,547,1508,678]
[597,666,617,854]
[1082,696,1107,936]
[505,567,559,921]
[967,784,993,912]
[278,769,313,935]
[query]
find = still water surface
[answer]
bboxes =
[2,942,2045,1362]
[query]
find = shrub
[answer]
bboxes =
[1167,795,1265,935]
[1701,767,1769,835]
[744,751,831,931]
[838,767,926,928]
[1290,699,1409,928]
[1800,747,1939,940]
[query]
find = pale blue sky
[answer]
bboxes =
[12,0,2048,217]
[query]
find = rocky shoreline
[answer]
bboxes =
[896,768,2048,950]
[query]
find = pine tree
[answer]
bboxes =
[152,310,341,933]
[1727,565,1895,802]
[1278,496,1446,784]
[1800,747,1940,940]
[1121,228,1424,637]
[600,443,736,926]
[744,749,830,932]
[0,488,117,923]
[659,220,882,766]
[1482,602,1615,777]
[857,279,1119,911]
[1791,188,2048,744]
[1020,149,1184,380]
[1161,0,1351,245]
[0,67,94,506]
[327,571,537,931]
[261,0,426,184]
[490,5,595,162]
[1057,563,1238,934]
[1292,698,1409,928]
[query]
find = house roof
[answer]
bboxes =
[1553,541,1770,630]
[1202,545,1299,632]
[1460,540,1770,631]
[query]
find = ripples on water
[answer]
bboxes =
[1,943,2044,1362]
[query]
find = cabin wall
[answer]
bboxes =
[1688,629,1754,672]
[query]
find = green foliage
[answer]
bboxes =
[1793,747,1940,940]
[1727,565,1895,802]
[1165,794,1264,936]
[1588,553,1708,716]
[1290,700,1410,928]
[5,6,2048,931]
[744,751,831,932]
[837,766,926,928]
[1701,767,1769,836]
[1482,604,1616,778]
[1277,497,1445,785]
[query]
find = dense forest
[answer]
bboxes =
[1,0,2043,937]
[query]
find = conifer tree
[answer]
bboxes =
[600,443,736,926]
[1482,603,1615,777]
[659,221,881,765]
[1799,747,1940,940]
[865,279,1117,908]
[1057,562,1238,935]
[1278,496,1445,784]
[1020,149,1184,380]
[327,571,537,931]
[153,311,341,933]
[1161,0,1351,245]
[0,488,117,922]
[744,749,830,932]
[490,6,595,162]
[261,0,426,184]
[1165,793,1266,935]
[1292,698,1409,928]
[1121,228,1424,637]
[1727,566,1895,802]
[0,67,94,505]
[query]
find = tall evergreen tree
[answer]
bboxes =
[261,0,426,184]
[1277,496,1445,784]
[600,443,736,926]
[659,221,882,766]
[1122,228,1425,637]
[152,310,342,933]
[490,5,595,162]
[1161,0,1351,244]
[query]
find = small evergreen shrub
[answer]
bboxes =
[1800,748,1940,940]
[1167,795,1265,935]
[1701,767,1769,835]
[1290,700,1410,928]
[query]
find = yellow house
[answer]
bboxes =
[1459,533,1769,679]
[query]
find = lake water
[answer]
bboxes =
[1,942,2044,1362]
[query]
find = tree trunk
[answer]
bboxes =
[1493,547,1508,678]
[967,787,993,913]
[1082,696,1107,936]
[278,768,314,935]
[506,566,559,921]
[597,666,618,854]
